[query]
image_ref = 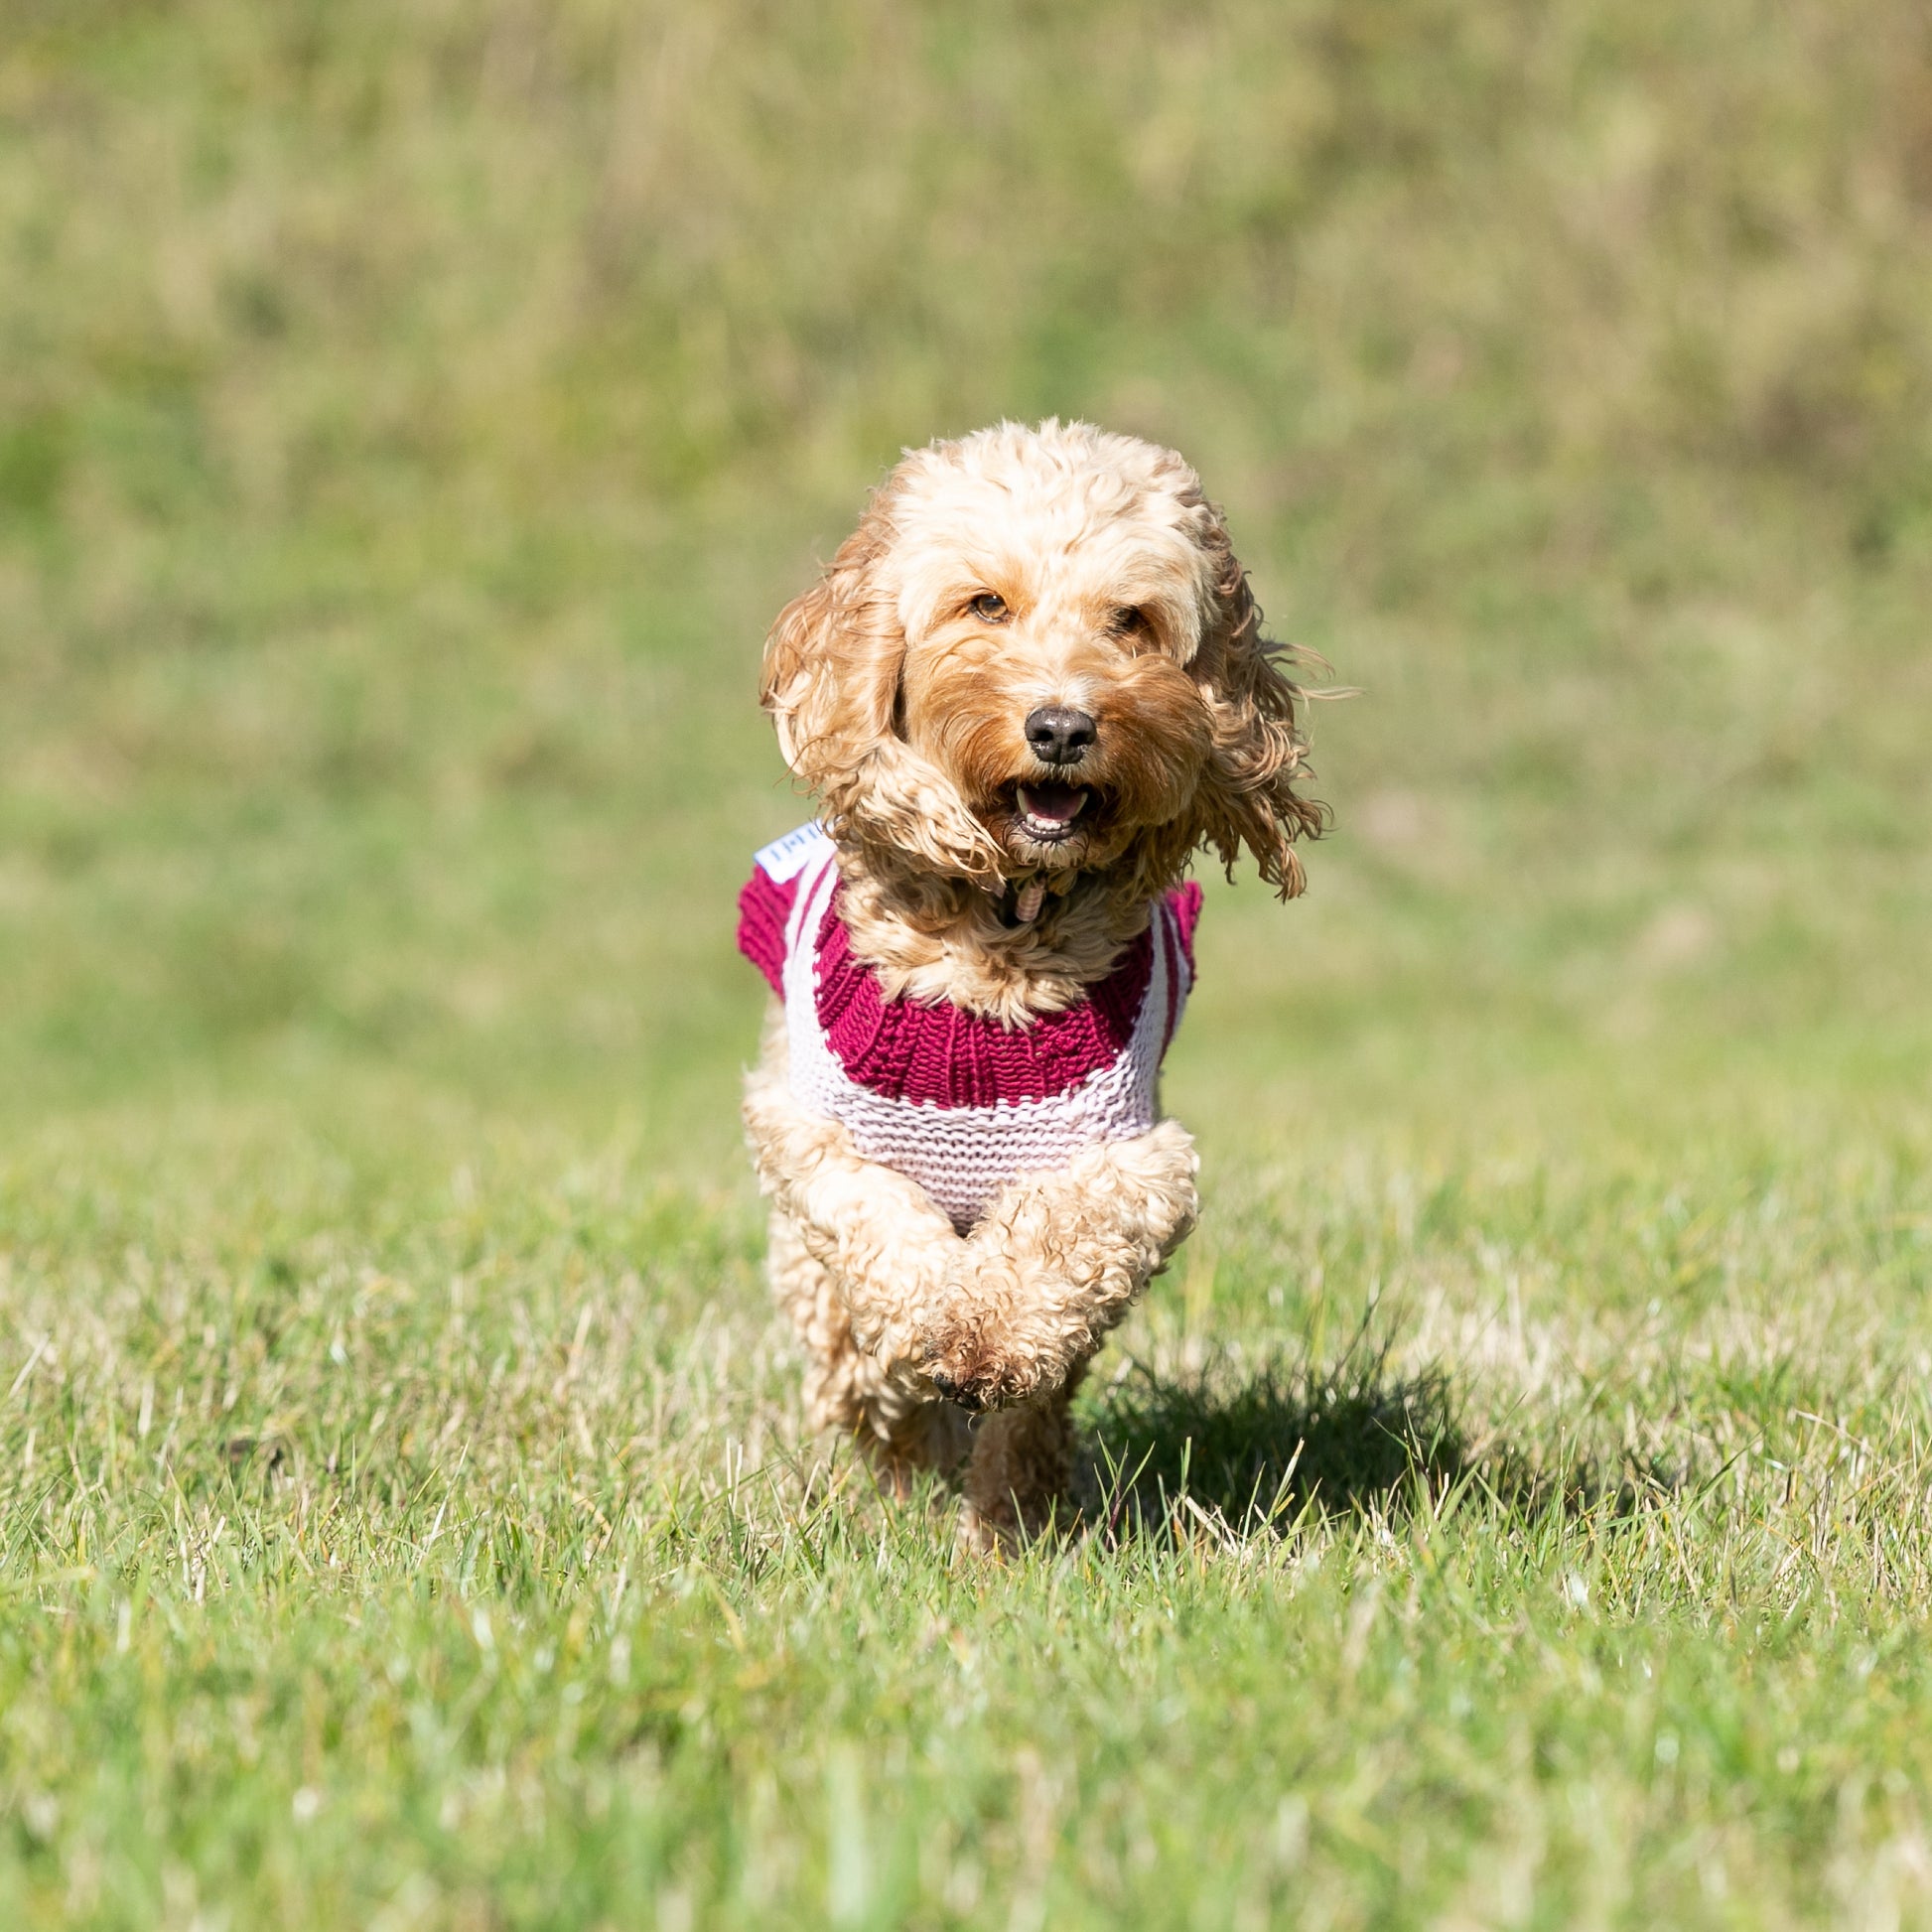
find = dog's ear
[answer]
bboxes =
[761,505,1007,882]
[1186,509,1326,897]
[759,515,901,791]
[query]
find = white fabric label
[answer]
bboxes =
[753,821,832,884]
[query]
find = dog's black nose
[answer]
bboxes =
[1024,706,1097,765]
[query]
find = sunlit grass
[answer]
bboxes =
[3,1117,1931,1925]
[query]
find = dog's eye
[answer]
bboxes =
[969,592,1009,622]
[1110,606,1150,640]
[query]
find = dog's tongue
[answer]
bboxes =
[1019,782,1087,824]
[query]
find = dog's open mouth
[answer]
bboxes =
[1014,781,1094,843]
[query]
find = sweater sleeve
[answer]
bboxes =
[1166,881,1202,977]
[736,866,797,996]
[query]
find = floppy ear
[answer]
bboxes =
[759,502,1007,884]
[759,516,900,791]
[1186,513,1327,897]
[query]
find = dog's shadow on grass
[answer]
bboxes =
[1074,1336,1491,1539]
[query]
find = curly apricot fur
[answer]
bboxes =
[747,420,1322,1545]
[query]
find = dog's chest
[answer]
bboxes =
[740,829,1198,1231]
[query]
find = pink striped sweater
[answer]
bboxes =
[738,824,1199,1229]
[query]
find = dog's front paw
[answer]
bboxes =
[919,1325,1051,1413]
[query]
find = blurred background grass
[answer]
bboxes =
[3,0,1929,1169]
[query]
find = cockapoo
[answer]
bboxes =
[740,419,1322,1545]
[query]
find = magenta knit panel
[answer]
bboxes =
[736,865,797,996]
[738,860,1203,1110]
[812,906,1154,1106]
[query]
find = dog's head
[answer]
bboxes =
[761,420,1323,899]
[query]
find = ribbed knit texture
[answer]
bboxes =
[738,825,1199,1229]
[813,909,1155,1106]
[737,866,792,995]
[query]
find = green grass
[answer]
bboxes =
[8,1122,1932,1926]
[5,1,1932,1925]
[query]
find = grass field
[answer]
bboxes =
[5,2,1932,1925]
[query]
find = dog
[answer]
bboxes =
[740,419,1322,1545]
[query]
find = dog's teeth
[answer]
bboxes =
[1017,785,1089,834]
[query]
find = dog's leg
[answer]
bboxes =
[766,1203,971,1490]
[750,1029,1195,1540]
[753,1066,1195,1414]
[764,1205,877,1436]
[921,1120,1199,1414]
[873,1399,975,1495]
[745,1041,969,1360]
[960,1365,1086,1551]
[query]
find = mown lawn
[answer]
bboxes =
[5,3,1932,1926]
[5,1110,1932,1927]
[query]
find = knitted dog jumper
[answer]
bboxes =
[738,823,1200,1230]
